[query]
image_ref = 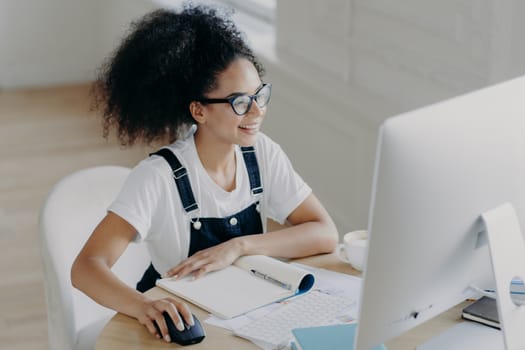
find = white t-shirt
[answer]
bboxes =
[109,132,311,274]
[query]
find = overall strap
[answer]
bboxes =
[150,148,198,213]
[240,146,263,196]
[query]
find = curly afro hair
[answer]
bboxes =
[92,4,265,146]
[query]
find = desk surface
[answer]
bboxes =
[95,253,467,350]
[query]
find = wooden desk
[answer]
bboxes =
[95,253,468,350]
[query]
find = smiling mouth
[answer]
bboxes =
[239,123,260,130]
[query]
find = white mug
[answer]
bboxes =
[337,230,368,271]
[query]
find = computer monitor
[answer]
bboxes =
[355,76,525,349]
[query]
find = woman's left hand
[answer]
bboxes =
[163,238,243,280]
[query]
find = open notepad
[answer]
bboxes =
[156,255,315,319]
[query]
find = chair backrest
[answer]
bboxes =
[39,166,150,350]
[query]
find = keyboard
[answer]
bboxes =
[234,290,354,349]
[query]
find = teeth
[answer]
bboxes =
[240,124,259,129]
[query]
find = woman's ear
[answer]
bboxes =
[189,101,206,124]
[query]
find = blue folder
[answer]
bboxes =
[291,323,387,350]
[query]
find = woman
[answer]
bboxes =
[71,4,338,343]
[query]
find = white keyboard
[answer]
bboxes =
[234,290,354,349]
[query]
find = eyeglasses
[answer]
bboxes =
[197,83,272,116]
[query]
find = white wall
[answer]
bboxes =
[0,0,156,88]
[275,0,525,116]
[96,0,159,63]
[1,0,97,88]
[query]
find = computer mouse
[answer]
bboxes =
[154,311,206,346]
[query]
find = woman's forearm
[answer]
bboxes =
[238,219,338,258]
[238,193,338,258]
[71,256,149,319]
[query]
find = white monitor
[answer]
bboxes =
[355,76,525,349]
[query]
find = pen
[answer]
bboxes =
[250,269,293,290]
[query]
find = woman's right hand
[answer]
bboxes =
[71,213,194,343]
[135,297,194,343]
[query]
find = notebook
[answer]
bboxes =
[156,255,314,319]
[461,296,500,329]
[291,323,387,350]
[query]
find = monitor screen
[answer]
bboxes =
[355,76,525,349]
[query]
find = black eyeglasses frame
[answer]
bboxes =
[197,83,272,116]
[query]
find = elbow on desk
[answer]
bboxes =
[317,224,339,254]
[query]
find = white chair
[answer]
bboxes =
[39,166,151,350]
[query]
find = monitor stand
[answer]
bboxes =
[417,203,525,350]
[482,203,525,349]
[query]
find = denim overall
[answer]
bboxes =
[136,146,264,292]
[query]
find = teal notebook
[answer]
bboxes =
[291,323,387,350]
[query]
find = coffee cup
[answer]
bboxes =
[336,230,368,271]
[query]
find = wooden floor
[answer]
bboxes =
[0,84,153,349]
